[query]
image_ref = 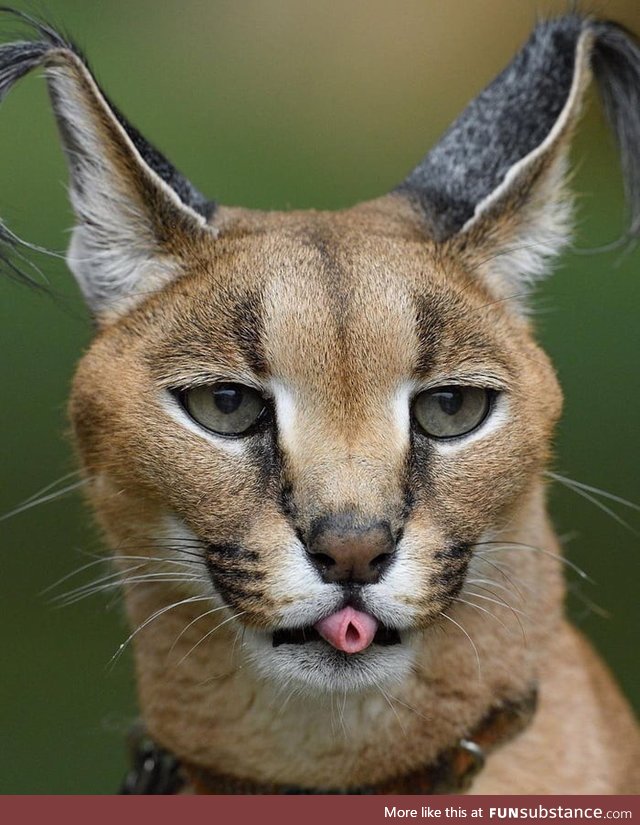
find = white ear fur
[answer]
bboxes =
[45,52,210,318]
[0,14,213,320]
[470,158,573,300]
[457,33,592,303]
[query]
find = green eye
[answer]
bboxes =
[180,383,267,436]
[413,386,492,439]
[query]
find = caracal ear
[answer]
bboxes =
[0,9,215,320]
[392,16,640,308]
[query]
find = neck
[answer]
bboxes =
[122,484,564,790]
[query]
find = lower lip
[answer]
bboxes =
[271,625,401,648]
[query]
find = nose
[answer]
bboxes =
[306,514,397,585]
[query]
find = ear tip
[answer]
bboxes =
[397,12,594,241]
[0,6,79,51]
[0,5,91,86]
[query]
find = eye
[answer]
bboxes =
[412,386,492,440]
[179,383,268,436]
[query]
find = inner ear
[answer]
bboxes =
[393,16,640,308]
[0,10,216,319]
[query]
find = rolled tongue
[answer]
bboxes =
[314,606,378,654]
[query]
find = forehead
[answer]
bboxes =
[261,229,418,390]
[146,208,513,389]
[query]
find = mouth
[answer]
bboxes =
[246,604,414,694]
[272,605,402,652]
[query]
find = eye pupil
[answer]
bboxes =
[179,382,267,437]
[412,386,493,439]
[213,385,243,414]
[437,389,463,416]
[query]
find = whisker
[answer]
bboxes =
[438,611,481,681]
[109,594,211,667]
[452,596,513,635]
[42,556,115,595]
[277,681,299,719]
[168,603,230,658]
[230,625,248,666]
[546,471,640,512]
[384,692,430,723]
[52,562,149,601]
[49,556,203,599]
[461,589,530,620]
[119,539,206,556]
[475,541,592,581]
[58,573,203,607]
[567,582,611,620]
[329,689,343,738]
[114,554,204,567]
[468,555,527,599]
[175,612,246,667]
[136,538,205,548]
[546,471,638,534]
[116,549,206,564]
[336,689,348,738]
[116,534,206,547]
[230,627,243,665]
[464,577,526,602]
[19,470,83,506]
[470,291,532,313]
[0,479,86,522]
[377,684,406,736]
[461,590,528,643]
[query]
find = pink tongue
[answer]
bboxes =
[314,606,379,654]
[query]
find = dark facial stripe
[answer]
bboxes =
[205,544,269,608]
[205,561,264,583]
[246,427,281,493]
[412,290,510,377]
[413,291,447,375]
[432,542,473,601]
[231,292,269,375]
[307,231,350,336]
[206,543,260,563]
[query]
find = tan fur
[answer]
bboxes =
[68,196,639,792]
[4,17,631,793]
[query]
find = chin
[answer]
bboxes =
[243,628,418,694]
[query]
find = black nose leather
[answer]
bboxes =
[306,515,396,584]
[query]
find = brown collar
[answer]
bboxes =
[121,688,537,795]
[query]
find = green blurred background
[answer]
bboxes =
[0,0,638,793]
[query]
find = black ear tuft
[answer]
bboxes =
[591,21,640,238]
[0,221,51,293]
[0,7,213,219]
[396,15,585,241]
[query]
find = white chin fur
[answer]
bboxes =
[242,630,417,694]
